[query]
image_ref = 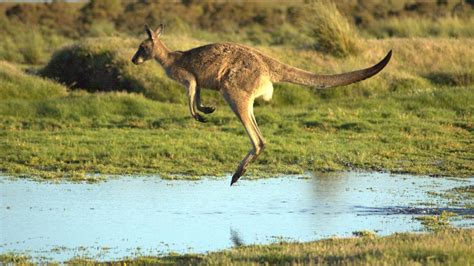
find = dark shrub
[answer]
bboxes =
[40,37,184,103]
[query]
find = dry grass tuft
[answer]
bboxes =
[304,0,360,57]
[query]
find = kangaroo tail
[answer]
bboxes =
[273,50,392,89]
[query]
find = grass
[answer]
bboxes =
[0,82,472,180]
[447,186,474,208]
[0,61,67,101]
[2,229,472,265]
[0,253,31,265]
[429,185,474,209]
[415,211,456,232]
[367,16,474,38]
[0,36,473,180]
[0,20,472,182]
[0,16,71,65]
[108,229,474,265]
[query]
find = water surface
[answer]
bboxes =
[1,172,472,262]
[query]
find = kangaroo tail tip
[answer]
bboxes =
[384,50,393,65]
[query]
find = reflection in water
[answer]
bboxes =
[309,171,349,203]
[229,228,244,247]
[0,172,471,262]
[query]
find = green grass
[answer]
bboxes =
[415,211,456,232]
[0,82,472,180]
[106,229,474,265]
[2,229,471,265]
[0,35,473,181]
[0,16,71,65]
[367,16,474,38]
[0,61,68,101]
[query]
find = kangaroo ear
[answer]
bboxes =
[155,24,164,37]
[145,24,156,41]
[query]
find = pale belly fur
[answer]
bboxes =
[254,76,273,101]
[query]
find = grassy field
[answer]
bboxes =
[0,36,472,181]
[93,229,474,265]
[1,229,472,265]
[1,85,472,181]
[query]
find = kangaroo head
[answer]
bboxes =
[131,24,164,65]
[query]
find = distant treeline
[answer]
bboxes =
[1,0,472,38]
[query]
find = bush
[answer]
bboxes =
[40,37,185,103]
[303,0,360,57]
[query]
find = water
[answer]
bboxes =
[1,172,472,262]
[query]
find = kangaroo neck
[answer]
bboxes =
[153,39,172,67]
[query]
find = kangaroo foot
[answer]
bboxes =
[230,168,247,186]
[193,113,207,123]
[199,106,215,114]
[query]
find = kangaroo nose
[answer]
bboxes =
[131,56,142,65]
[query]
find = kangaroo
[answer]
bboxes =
[132,25,392,186]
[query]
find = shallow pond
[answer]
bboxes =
[1,172,472,262]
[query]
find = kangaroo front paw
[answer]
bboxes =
[193,113,207,123]
[200,106,215,114]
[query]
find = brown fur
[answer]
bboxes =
[132,25,392,185]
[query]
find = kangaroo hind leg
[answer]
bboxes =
[224,92,265,186]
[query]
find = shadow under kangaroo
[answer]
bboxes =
[132,25,392,186]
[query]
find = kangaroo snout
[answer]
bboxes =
[131,55,143,65]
